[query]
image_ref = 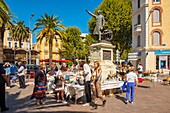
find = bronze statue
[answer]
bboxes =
[86,9,105,41]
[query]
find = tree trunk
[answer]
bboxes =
[19,40,22,48]
[0,24,5,62]
[49,38,53,68]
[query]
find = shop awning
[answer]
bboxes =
[40,59,71,63]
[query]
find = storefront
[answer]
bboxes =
[155,50,170,70]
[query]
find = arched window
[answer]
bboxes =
[153,9,161,23]
[137,35,140,47]
[138,0,140,9]
[137,15,141,24]
[153,31,161,45]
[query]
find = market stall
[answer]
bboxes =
[65,80,124,104]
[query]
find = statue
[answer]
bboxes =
[86,9,113,41]
[86,9,105,41]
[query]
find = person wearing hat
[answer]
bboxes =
[3,62,11,89]
[17,60,26,89]
[125,66,138,104]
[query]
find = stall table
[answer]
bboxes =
[65,80,124,104]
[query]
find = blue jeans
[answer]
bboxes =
[126,82,135,102]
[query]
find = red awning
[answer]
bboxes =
[40,59,71,63]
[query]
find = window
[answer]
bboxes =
[26,43,29,50]
[153,31,161,45]
[15,42,18,48]
[138,0,140,9]
[56,47,58,52]
[45,46,48,51]
[21,43,24,48]
[8,42,11,48]
[137,15,141,24]
[56,55,59,60]
[137,35,140,47]
[45,54,48,59]
[153,0,160,2]
[7,32,11,37]
[153,9,160,23]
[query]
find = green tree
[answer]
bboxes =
[82,34,94,61]
[0,0,11,62]
[88,0,132,60]
[34,13,65,66]
[60,27,84,61]
[10,21,29,48]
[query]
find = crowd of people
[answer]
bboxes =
[0,60,141,112]
[29,61,107,110]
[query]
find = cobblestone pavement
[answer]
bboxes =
[4,77,170,113]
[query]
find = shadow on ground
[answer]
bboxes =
[16,111,94,113]
[6,85,88,113]
[115,95,127,104]
[137,85,150,88]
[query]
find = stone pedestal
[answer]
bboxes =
[89,41,116,81]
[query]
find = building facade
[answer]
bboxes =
[36,35,61,63]
[3,29,39,64]
[132,0,170,72]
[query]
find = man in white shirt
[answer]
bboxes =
[82,61,92,106]
[137,63,143,77]
[126,66,138,104]
[18,60,26,89]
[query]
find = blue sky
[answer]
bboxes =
[5,0,103,43]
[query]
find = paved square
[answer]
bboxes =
[5,79,170,113]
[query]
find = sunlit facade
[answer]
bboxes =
[132,0,170,72]
[3,29,39,64]
[36,35,61,63]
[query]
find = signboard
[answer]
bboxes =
[155,50,170,55]
[91,51,100,61]
[103,50,111,60]
[128,52,138,61]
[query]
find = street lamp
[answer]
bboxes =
[29,13,34,65]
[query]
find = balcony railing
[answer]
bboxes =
[134,24,142,34]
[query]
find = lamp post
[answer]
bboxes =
[29,13,34,65]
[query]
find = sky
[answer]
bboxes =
[5,0,103,43]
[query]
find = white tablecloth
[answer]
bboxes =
[65,80,124,104]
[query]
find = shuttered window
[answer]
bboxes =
[153,9,160,23]
[153,32,161,45]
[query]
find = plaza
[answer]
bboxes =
[1,0,170,113]
[4,76,170,113]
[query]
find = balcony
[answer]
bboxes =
[134,24,142,34]
[7,37,12,41]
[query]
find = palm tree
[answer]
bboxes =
[10,21,29,48]
[34,13,65,67]
[0,0,10,62]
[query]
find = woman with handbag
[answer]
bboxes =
[31,64,47,105]
[91,61,106,110]
[55,66,67,103]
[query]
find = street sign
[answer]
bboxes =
[128,56,138,59]
[128,52,138,56]
[128,52,138,61]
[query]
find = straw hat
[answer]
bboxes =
[128,66,134,71]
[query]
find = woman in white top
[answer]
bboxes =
[54,66,67,103]
[126,66,138,104]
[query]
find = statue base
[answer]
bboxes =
[89,41,116,81]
